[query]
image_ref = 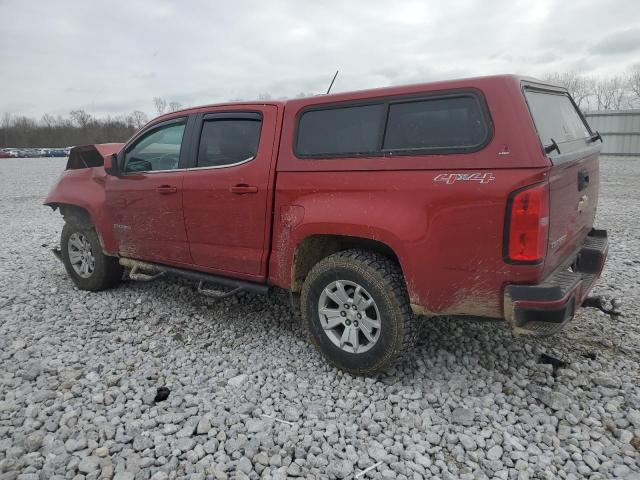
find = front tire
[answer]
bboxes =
[301,249,417,375]
[60,221,123,291]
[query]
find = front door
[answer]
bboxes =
[182,106,278,280]
[105,116,192,264]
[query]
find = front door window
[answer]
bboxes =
[124,120,186,173]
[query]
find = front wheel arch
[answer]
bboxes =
[60,221,123,291]
[48,203,114,253]
[53,203,93,228]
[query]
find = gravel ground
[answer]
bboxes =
[0,157,639,480]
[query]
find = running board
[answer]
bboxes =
[129,265,165,282]
[197,281,243,299]
[118,258,269,295]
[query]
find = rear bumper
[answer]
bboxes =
[504,229,608,336]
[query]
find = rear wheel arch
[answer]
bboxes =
[290,234,404,293]
[300,248,418,374]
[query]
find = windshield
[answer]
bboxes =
[525,89,591,155]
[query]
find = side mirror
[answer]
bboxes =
[104,153,119,176]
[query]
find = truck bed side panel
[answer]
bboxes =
[269,168,548,317]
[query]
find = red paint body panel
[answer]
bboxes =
[44,74,605,321]
[268,168,549,317]
[542,153,599,278]
[93,143,124,157]
[105,172,190,264]
[182,104,280,281]
[44,163,118,253]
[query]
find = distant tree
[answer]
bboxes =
[593,76,629,110]
[628,64,640,107]
[543,72,595,110]
[40,113,57,128]
[168,101,182,112]
[69,109,93,128]
[1,112,11,128]
[153,97,167,115]
[257,92,272,100]
[1,113,10,146]
[127,110,148,129]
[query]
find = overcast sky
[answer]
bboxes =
[1,0,639,118]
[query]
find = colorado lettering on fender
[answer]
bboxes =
[433,172,496,184]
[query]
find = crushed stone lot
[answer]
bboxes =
[1,157,639,480]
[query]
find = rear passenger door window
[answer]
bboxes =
[196,114,262,168]
[383,96,489,152]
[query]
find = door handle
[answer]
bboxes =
[230,184,258,194]
[157,185,178,194]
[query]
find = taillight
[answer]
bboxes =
[506,183,549,263]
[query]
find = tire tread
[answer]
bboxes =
[301,249,418,375]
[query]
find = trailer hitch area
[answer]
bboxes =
[129,265,165,282]
[582,296,622,318]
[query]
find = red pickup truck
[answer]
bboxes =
[45,75,607,374]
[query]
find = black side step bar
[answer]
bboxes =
[119,258,269,295]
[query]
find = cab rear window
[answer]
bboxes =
[525,89,591,155]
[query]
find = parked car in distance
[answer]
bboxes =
[18,148,41,158]
[1,148,18,157]
[45,149,69,157]
[45,74,607,374]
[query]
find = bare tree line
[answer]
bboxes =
[0,110,149,149]
[0,97,182,148]
[544,63,640,111]
[153,97,183,116]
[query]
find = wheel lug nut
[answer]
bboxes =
[345,320,351,326]
[357,313,362,319]
[352,305,357,310]
[343,304,349,309]
[340,311,346,317]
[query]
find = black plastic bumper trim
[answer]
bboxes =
[504,228,607,331]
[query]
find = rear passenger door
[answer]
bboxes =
[181,106,278,280]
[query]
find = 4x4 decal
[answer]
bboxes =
[433,172,496,184]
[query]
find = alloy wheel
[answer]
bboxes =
[318,280,381,353]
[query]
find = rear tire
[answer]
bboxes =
[60,221,123,291]
[301,249,417,375]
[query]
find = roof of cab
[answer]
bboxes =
[151,74,562,123]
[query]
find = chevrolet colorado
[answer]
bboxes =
[45,75,607,374]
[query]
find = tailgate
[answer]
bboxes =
[524,87,603,277]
